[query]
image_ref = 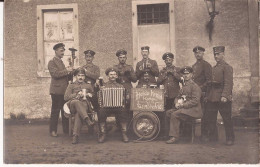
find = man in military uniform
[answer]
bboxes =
[96,68,130,143]
[48,43,74,137]
[165,66,202,144]
[191,46,212,142]
[113,49,137,124]
[204,46,235,146]
[157,52,182,110]
[82,50,100,86]
[64,68,94,144]
[136,46,159,87]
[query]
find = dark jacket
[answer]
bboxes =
[64,81,93,102]
[113,64,137,91]
[82,63,100,85]
[136,58,159,87]
[192,59,212,92]
[48,56,70,95]
[207,60,233,102]
[157,65,182,99]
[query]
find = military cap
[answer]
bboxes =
[193,46,205,53]
[105,67,118,76]
[213,46,225,54]
[53,43,65,50]
[162,52,174,60]
[84,50,95,56]
[116,49,127,57]
[141,46,150,51]
[180,66,193,74]
[74,68,86,76]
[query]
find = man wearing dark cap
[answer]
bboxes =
[64,68,94,144]
[48,43,74,137]
[136,46,159,87]
[165,66,202,144]
[158,52,182,110]
[204,46,235,146]
[113,49,137,125]
[191,46,212,142]
[95,68,130,143]
[82,50,100,85]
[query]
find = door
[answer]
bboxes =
[132,0,175,70]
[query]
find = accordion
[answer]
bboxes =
[98,87,126,108]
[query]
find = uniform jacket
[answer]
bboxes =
[82,63,100,85]
[192,59,212,92]
[207,60,233,102]
[157,65,181,99]
[136,58,159,87]
[113,63,137,91]
[48,56,70,95]
[64,81,93,102]
[175,80,202,118]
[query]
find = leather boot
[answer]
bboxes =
[98,122,106,143]
[121,122,129,143]
[72,135,79,144]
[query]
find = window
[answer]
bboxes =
[137,3,169,25]
[37,4,79,77]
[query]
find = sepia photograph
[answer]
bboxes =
[3,0,260,164]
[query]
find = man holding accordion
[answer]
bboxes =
[95,67,130,143]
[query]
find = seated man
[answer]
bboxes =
[64,68,94,144]
[165,66,202,144]
[96,67,129,143]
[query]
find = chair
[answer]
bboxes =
[190,118,201,143]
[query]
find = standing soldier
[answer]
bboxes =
[82,50,100,86]
[157,52,182,110]
[204,46,235,146]
[191,46,212,142]
[113,49,137,123]
[136,46,159,88]
[48,43,74,137]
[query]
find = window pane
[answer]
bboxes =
[137,3,169,25]
[60,11,74,40]
[44,12,59,41]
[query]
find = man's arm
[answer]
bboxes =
[48,60,69,79]
[221,65,233,100]
[64,84,78,101]
[182,84,201,109]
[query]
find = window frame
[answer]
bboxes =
[37,3,79,77]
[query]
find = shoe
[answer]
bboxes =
[226,140,234,146]
[166,137,178,144]
[85,117,94,126]
[122,132,129,143]
[72,135,79,144]
[50,131,58,137]
[98,134,106,143]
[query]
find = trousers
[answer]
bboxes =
[50,94,69,133]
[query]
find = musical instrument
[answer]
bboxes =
[98,87,126,108]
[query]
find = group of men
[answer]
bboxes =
[48,42,234,146]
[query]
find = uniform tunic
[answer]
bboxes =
[157,65,182,109]
[204,60,234,141]
[64,81,94,136]
[82,63,100,85]
[192,59,212,92]
[136,58,159,87]
[166,80,202,138]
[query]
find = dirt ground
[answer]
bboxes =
[3,119,259,164]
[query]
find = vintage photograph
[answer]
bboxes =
[3,0,259,164]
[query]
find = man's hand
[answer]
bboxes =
[221,97,227,103]
[175,103,183,109]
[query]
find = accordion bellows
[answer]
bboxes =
[98,87,126,108]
